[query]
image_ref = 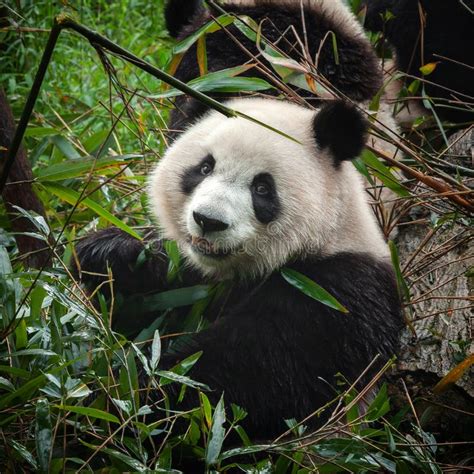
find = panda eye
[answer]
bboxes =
[200,161,214,176]
[255,183,270,196]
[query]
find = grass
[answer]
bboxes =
[0,0,472,471]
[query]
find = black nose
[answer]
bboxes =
[193,211,229,234]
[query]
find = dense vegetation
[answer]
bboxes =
[0,1,471,472]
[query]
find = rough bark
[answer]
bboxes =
[0,88,51,268]
[396,221,473,396]
[387,129,473,446]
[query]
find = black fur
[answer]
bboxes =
[167,1,382,134]
[74,227,168,297]
[251,172,281,223]
[364,0,474,123]
[157,248,402,439]
[76,228,402,440]
[313,100,368,163]
[165,0,202,37]
[73,228,206,336]
[181,154,216,194]
[74,1,403,453]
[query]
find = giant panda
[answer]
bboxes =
[75,0,403,443]
[163,0,387,135]
[363,0,474,125]
[77,98,402,439]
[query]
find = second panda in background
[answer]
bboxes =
[164,0,390,135]
[75,0,402,444]
[364,0,474,125]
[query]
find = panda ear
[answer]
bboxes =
[313,100,368,164]
[165,0,203,38]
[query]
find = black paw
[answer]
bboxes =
[73,227,167,297]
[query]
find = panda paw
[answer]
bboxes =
[73,227,168,297]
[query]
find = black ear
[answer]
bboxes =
[313,100,368,164]
[165,0,203,38]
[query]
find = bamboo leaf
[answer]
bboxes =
[9,439,38,470]
[40,182,141,240]
[118,285,210,314]
[50,135,81,159]
[36,154,142,181]
[197,35,208,76]
[172,14,235,55]
[433,354,474,394]
[419,62,438,76]
[157,370,210,391]
[205,394,226,466]
[360,149,410,197]
[281,268,349,313]
[150,329,161,371]
[54,404,121,423]
[35,398,52,474]
[152,65,272,99]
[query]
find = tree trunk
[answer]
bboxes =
[0,88,51,268]
[388,130,473,445]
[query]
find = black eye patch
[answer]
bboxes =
[251,173,280,223]
[180,155,216,194]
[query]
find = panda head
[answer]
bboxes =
[149,98,389,279]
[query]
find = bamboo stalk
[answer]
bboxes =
[0,14,301,192]
[0,22,61,193]
[367,144,474,213]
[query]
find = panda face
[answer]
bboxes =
[149,98,388,278]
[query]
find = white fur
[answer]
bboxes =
[149,98,389,279]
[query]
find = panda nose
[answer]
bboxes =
[193,211,229,234]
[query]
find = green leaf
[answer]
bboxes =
[36,154,142,181]
[40,182,141,240]
[153,66,273,99]
[200,392,213,429]
[0,245,13,276]
[9,439,38,470]
[0,365,30,378]
[157,370,210,391]
[388,241,410,301]
[80,441,147,471]
[82,129,110,154]
[30,286,47,320]
[365,383,390,421]
[54,404,120,424]
[419,62,438,76]
[50,135,81,159]
[150,329,161,371]
[0,376,15,392]
[119,285,210,314]
[2,349,57,358]
[172,14,236,55]
[359,149,409,197]
[24,127,58,137]
[168,351,203,378]
[0,374,46,410]
[281,268,349,313]
[205,394,226,467]
[35,398,52,474]
[164,240,181,283]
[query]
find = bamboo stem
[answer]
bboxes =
[367,144,474,213]
[0,21,61,192]
[0,14,299,192]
